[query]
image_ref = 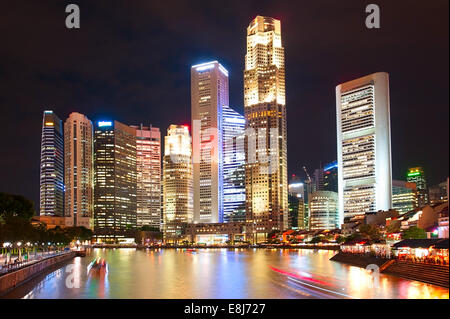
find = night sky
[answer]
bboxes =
[0,0,448,209]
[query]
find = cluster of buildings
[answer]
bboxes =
[37,15,449,244]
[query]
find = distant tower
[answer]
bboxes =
[40,110,64,217]
[323,161,338,193]
[406,167,429,207]
[64,112,94,229]
[222,105,246,223]
[93,120,137,242]
[336,72,392,224]
[131,124,161,229]
[191,61,229,224]
[309,191,339,230]
[163,125,193,237]
[244,16,288,235]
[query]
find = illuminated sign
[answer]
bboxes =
[324,161,338,171]
[407,172,420,177]
[45,122,54,126]
[98,121,112,127]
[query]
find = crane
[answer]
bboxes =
[302,165,313,230]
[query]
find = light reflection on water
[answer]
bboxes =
[3,248,448,299]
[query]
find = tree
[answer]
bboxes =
[386,221,401,234]
[358,224,382,241]
[310,236,322,244]
[140,225,160,232]
[402,226,427,239]
[0,193,35,221]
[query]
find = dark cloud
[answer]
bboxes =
[0,0,448,208]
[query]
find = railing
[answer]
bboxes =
[0,250,72,276]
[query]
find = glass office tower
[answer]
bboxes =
[222,105,246,223]
[93,120,137,242]
[40,110,64,217]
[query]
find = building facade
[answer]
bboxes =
[406,167,429,207]
[309,191,339,230]
[93,120,137,242]
[336,72,392,224]
[222,105,246,223]
[163,125,193,239]
[191,61,229,223]
[39,110,64,217]
[429,179,448,206]
[64,112,93,229]
[288,181,306,229]
[392,180,418,214]
[131,124,161,229]
[323,161,338,193]
[244,16,288,235]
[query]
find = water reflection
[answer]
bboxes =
[3,249,448,299]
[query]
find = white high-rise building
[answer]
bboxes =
[191,61,229,223]
[336,72,392,225]
[64,112,93,229]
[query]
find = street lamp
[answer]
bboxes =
[17,242,22,261]
[2,242,11,264]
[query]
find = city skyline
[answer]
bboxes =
[0,2,448,302]
[0,1,448,214]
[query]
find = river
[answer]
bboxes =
[2,248,448,299]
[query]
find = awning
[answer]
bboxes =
[393,239,441,248]
[434,239,449,249]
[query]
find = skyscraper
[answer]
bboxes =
[309,191,339,230]
[392,180,418,214]
[191,61,229,224]
[244,16,288,235]
[64,112,93,229]
[40,110,64,217]
[93,120,137,242]
[131,124,161,229]
[406,167,429,207]
[163,125,193,238]
[336,72,392,224]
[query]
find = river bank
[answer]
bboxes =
[0,251,75,296]
[330,252,449,288]
[91,244,340,250]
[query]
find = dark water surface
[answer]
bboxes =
[2,248,448,299]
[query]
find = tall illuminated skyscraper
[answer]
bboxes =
[163,125,193,237]
[244,16,288,234]
[39,110,64,217]
[406,167,429,207]
[191,61,229,223]
[93,120,137,242]
[64,112,93,229]
[131,124,161,229]
[222,105,246,223]
[336,72,392,224]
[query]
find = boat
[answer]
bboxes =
[87,257,108,277]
